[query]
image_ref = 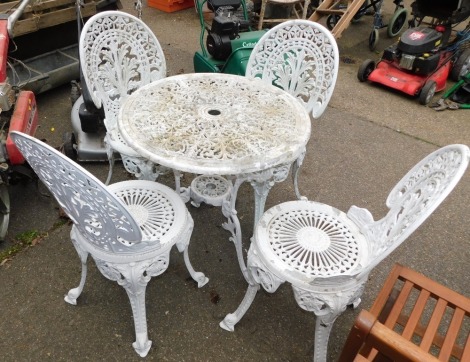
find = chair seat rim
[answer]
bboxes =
[254,200,369,286]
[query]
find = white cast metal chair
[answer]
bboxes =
[190,20,339,207]
[220,144,470,362]
[80,11,168,184]
[10,131,208,357]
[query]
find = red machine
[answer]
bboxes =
[0,14,39,240]
[0,0,122,241]
[358,0,470,105]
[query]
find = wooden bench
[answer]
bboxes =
[338,264,470,361]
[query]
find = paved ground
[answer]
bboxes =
[0,1,469,361]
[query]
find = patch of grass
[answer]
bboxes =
[0,230,46,265]
[0,215,70,266]
[15,230,41,245]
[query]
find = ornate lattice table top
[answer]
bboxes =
[255,201,369,283]
[118,73,311,175]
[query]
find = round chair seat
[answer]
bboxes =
[106,180,190,255]
[190,175,232,207]
[254,200,369,285]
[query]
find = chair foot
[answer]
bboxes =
[193,271,209,288]
[182,244,209,288]
[64,288,81,305]
[220,283,260,332]
[219,314,237,331]
[350,297,362,309]
[133,334,152,357]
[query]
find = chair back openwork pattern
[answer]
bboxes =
[220,144,469,362]
[11,131,208,357]
[348,144,470,276]
[10,131,142,253]
[79,11,167,130]
[246,20,339,119]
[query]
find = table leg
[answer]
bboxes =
[221,163,292,283]
[174,170,190,203]
[249,164,291,225]
[292,148,307,200]
[222,177,250,281]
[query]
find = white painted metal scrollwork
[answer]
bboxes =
[94,254,171,357]
[119,73,310,176]
[118,72,310,288]
[221,144,469,362]
[249,163,292,224]
[190,175,232,207]
[262,202,365,278]
[80,11,167,183]
[246,20,339,119]
[11,132,142,253]
[80,11,166,124]
[248,247,284,293]
[348,144,470,276]
[10,132,208,358]
[292,281,366,362]
[109,184,175,242]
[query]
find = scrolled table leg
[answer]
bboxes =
[292,148,307,200]
[222,178,250,281]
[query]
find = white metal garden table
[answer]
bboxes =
[118,73,311,281]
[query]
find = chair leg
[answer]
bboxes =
[105,149,115,185]
[183,247,209,287]
[220,283,260,331]
[95,259,156,357]
[292,280,368,362]
[258,0,268,30]
[64,237,89,305]
[121,273,152,357]
[312,313,339,362]
[302,0,311,18]
[175,214,209,288]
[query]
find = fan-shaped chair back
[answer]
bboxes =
[79,11,167,129]
[246,20,339,119]
[10,131,142,253]
[347,144,470,276]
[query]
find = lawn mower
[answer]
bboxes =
[193,0,266,75]
[324,0,408,50]
[357,0,470,105]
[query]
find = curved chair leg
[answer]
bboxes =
[312,313,340,362]
[182,247,209,288]
[292,282,367,362]
[121,274,152,358]
[175,215,209,288]
[64,237,89,305]
[220,283,260,331]
[94,259,157,357]
[105,149,115,185]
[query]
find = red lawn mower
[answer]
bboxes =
[358,0,470,105]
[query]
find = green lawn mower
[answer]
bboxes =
[193,0,266,75]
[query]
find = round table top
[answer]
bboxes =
[118,73,311,175]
